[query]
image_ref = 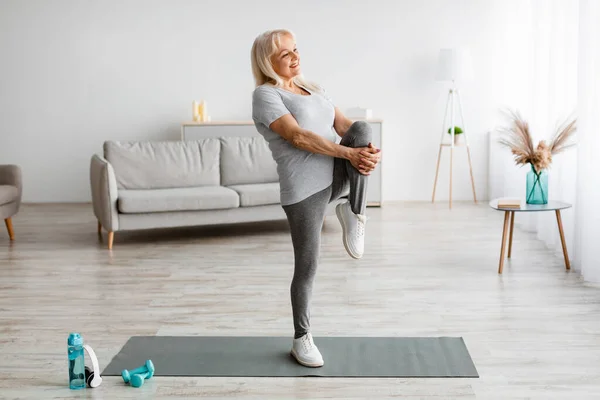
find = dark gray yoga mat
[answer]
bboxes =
[102,336,478,378]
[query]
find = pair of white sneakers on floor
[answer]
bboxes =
[291,201,367,368]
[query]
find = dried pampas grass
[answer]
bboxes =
[497,109,576,174]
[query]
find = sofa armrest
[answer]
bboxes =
[0,165,22,204]
[90,154,119,232]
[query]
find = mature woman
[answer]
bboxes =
[250,29,381,367]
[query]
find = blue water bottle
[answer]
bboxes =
[67,333,86,390]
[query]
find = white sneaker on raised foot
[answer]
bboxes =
[291,333,324,367]
[335,201,366,259]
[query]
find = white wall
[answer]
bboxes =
[0,0,529,203]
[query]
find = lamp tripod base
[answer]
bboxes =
[431,88,477,209]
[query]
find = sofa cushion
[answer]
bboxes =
[117,186,239,213]
[220,136,278,186]
[0,185,18,206]
[227,183,280,207]
[104,139,220,190]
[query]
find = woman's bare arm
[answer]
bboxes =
[270,114,351,159]
[333,107,354,137]
[269,114,370,174]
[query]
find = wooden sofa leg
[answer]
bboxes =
[97,221,102,234]
[108,232,114,250]
[5,218,14,240]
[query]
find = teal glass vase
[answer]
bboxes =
[526,165,548,204]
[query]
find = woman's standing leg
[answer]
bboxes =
[282,186,331,367]
[330,121,373,258]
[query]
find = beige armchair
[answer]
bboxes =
[0,165,22,240]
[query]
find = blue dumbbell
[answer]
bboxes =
[131,371,151,388]
[121,360,154,384]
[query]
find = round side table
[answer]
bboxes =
[489,199,572,274]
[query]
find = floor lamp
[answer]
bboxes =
[432,48,477,209]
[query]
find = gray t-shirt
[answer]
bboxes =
[252,84,337,206]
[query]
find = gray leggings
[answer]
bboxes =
[282,121,372,338]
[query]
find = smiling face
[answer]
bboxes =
[271,33,301,80]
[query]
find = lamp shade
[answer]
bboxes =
[436,48,473,82]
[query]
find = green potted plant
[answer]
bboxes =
[447,126,463,145]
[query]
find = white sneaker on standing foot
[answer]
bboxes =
[291,333,324,367]
[335,201,366,259]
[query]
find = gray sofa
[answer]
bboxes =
[0,165,22,241]
[90,137,343,249]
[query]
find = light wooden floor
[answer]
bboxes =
[1,202,600,399]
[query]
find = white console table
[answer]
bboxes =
[181,120,383,207]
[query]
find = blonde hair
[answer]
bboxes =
[251,29,321,93]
